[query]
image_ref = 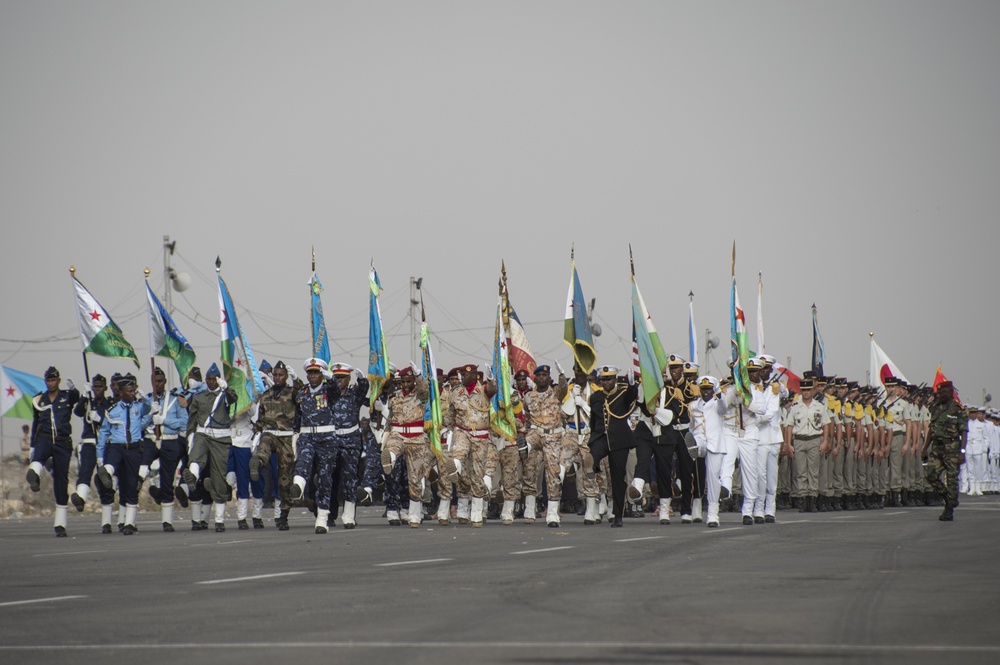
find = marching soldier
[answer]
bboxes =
[522,364,569,527]
[70,374,110,517]
[97,374,151,535]
[251,360,300,530]
[381,364,432,528]
[184,363,237,532]
[560,364,602,524]
[690,375,726,527]
[144,367,189,531]
[785,377,831,512]
[588,365,638,527]
[444,363,496,527]
[921,381,967,520]
[326,363,370,529]
[27,366,81,536]
[290,358,341,533]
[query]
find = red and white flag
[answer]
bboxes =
[869,338,908,394]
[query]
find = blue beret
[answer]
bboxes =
[207,363,221,378]
[533,365,551,375]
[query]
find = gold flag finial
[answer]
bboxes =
[69,265,76,276]
[143,266,150,279]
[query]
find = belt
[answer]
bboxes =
[80,438,96,444]
[530,425,565,435]
[160,434,180,441]
[262,429,294,437]
[300,425,359,436]
[457,427,490,438]
[112,442,141,450]
[197,427,232,438]
[674,424,690,431]
[797,434,822,440]
[392,424,426,437]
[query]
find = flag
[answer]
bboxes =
[756,272,766,354]
[309,273,331,363]
[869,337,908,395]
[688,292,699,366]
[499,262,536,376]
[218,273,264,416]
[420,320,445,460]
[811,304,825,376]
[563,254,596,374]
[631,273,666,412]
[367,266,390,407]
[933,365,961,403]
[1,365,46,420]
[730,244,751,406]
[146,282,196,381]
[490,297,518,443]
[772,363,801,394]
[72,275,139,367]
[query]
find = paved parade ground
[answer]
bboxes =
[2,499,998,665]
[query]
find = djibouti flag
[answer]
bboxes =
[1,365,46,420]
[73,275,139,366]
[420,322,444,460]
[631,275,666,412]
[367,266,390,407]
[218,274,263,416]
[563,258,596,374]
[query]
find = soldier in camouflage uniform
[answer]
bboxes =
[184,364,237,532]
[381,365,431,528]
[922,381,967,521]
[522,364,569,527]
[251,361,300,530]
[327,363,370,529]
[561,364,602,523]
[445,363,496,526]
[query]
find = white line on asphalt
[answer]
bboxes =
[33,550,108,557]
[614,536,665,543]
[0,596,87,608]
[375,558,454,567]
[510,546,574,555]
[189,539,254,547]
[0,641,997,654]
[196,572,305,585]
[883,511,907,515]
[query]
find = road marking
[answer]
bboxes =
[614,536,665,543]
[33,550,107,557]
[883,511,907,516]
[375,558,453,567]
[0,595,86,608]
[196,572,305,585]
[0,641,997,654]
[189,539,253,547]
[511,546,574,555]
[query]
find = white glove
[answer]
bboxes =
[575,394,588,409]
[485,364,494,381]
[150,401,161,414]
[372,399,387,413]
[626,368,635,385]
[84,382,92,395]
[226,471,237,488]
[554,360,565,377]
[217,377,228,390]
[188,378,200,390]
[409,361,420,376]
[152,414,166,426]
[87,410,101,423]
[355,368,365,381]
[653,408,673,427]
[287,368,298,382]
[261,372,275,388]
[65,378,76,391]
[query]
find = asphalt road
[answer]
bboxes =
[2,499,998,665]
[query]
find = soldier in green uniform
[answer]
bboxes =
[921,381,967,521]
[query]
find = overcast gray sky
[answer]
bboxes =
[2,2,999,416]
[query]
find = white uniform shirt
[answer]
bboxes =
[690,394,726,454]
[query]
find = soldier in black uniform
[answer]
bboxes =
[588,365,638,527]
[70,374,111,516]
[27,366,81,536]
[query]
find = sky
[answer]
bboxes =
[2,2,999,444]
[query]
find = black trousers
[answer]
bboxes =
[31,437,72,506]
[589,434,632,520]
[106,445,142,505]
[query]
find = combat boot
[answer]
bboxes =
[831,496,842,511]
[939,504,955,521]
[816,496,827,512]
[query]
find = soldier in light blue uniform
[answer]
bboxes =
[143,367,189,531]
[97,374,151,535]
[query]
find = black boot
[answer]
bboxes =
[790,496,801,510]
[939,504,955,521]
[816,496,827,512]
[277,508,290,531]
[807,496,817,513]
[831,496,842,511]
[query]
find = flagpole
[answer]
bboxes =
[144,268,158,383]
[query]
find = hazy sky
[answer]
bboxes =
[2,2,999,419]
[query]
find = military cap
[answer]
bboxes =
[667,355,686,368]
[514,369,531,380]
[598,365,620,378]
[258,359,272,371]
[800,378,816,389]
[110,372,123,383]
[153,366,166,377]
[447,367,461,379]
[758,354,777,367]
[935,380,953,390]
[397,366,415,378]
[273,360,287,371]
[697,375,719,390]
[44,366,60,379]
[883,376,898,387]
[188,367,202,381]
[92,374,106,384]
[802,370,816,380]
[303,358,327,373]
[330,363,353,376]
[967,405,982,413]
[117,374,136,388]
[436,368,444,378]
[747,357,766,370]
[533,365,551,375]
[206,363,221,378]
[847,381,859,390]
[682,362,700,375]
[458,363,477,374]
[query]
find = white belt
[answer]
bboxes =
[263,429,295,436]
[161,434,180,441]
[530,425,565,435]
[458,427,490,437]
[674,424,690,431]
[392,425,425,435]
[300,425,359,436]
[80,438,96,444]
[197,427,231,438]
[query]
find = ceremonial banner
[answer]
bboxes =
[0,365,46,420]
[688,293,699,366]
[146,281,196,381]
[310,272,331,364]
[730,244,751,406]
[631,275,665,412]
[367,266,390,407]
[72,274,139,367]
[420,321,445,459]
[490,297,518,443]
[811,304,825,376]
[869,337,908,395]
[563,254,596,374]
[218,273,264,416]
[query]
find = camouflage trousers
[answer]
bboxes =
[497,445,523,501]
[293,436,339,510]
[558,430,599,498]
[254,433,295,510]
[451,430,492,499]
[925,440,961,507]
[526,429,565,500]
[382,431,433,502]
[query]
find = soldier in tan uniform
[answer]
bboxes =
[522,364,569,527]
[379,365,431,528]
[445,363,496,527]
[561,364,603,523]
[785,377,831,513]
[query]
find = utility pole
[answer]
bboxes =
[409,277,423,362]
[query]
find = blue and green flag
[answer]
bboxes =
[420,320,444,460]
[310,273,331,364]
[146,281,196,382]
[367,266,390,407]
[218,272,264,416]
[563,253,596,374]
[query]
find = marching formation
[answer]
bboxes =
[24,352,990,537]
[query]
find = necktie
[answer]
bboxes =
[125,405,132,443]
